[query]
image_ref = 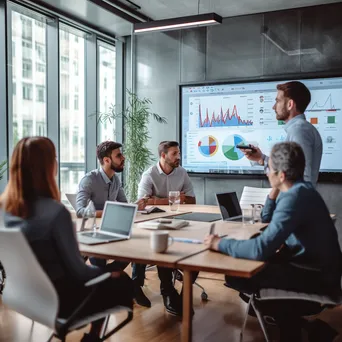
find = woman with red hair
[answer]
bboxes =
[0,137,133,342]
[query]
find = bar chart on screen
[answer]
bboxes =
[188,95,255,130]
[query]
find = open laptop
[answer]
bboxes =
[78,201,137,245]
[216,192,243,222]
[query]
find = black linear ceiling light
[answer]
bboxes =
[134,13,222,34]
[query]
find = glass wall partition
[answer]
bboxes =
[59,25,86,196]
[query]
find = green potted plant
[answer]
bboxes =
[98,90,167,202]
[0,160,6,181]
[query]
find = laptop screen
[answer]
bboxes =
[101,202,137,237]
[216,192,242,219]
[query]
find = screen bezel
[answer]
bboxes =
[179,72,342,182]
[100,201,138,238]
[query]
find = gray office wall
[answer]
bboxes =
[129,3,342,244]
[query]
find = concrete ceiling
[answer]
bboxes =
[131,0,342,19]
[27,0,133,38]
[26,0,342,37]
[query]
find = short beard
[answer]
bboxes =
[165,157,180,169]
[276,108,290,121]
[110,162,124,173]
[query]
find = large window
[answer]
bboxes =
[10,9,47,147]
[3,2,119,197]
[98,41,116,142]
[59,26,85,196]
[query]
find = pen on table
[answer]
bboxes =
[209,223,216,235]
[173,237,202,244]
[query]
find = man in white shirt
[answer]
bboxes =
[138,141,196,204]
[138,141,198,310]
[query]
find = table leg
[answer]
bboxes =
[182,270,193,342]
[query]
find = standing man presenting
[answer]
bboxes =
[244,81,322,186]
[138,141,196,204]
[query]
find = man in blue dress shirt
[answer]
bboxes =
[244,81,322,186]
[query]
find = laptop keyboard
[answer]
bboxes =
[81,232,119,240]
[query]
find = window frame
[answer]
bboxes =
[1,1,121,194]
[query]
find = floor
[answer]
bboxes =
[1,268,342,342]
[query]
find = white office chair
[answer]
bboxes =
[0,228,133,342]
[239,186,272,210]
[65,193,77,211]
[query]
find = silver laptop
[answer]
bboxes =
[78,201,137,245]
[216,192,243,222]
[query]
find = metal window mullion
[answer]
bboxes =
[46,17,60,185]
[0,0,8,192]
[115,39,124,145]
[85,33,97,172]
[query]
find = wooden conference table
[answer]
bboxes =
[78,205,267,342]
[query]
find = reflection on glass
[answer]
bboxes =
[59,27,85,197]
[11,10,47,147]
[98,42,116,142]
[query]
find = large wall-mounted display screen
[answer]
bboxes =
[180,76,342,175]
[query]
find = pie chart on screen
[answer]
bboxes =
[222,134,246,161]
[198,135,218,157]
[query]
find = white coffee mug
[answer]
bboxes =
[150,231,174,253]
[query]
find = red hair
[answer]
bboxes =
[0,137,60,218]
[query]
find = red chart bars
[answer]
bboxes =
[198,104,253,127]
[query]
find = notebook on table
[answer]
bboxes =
[173,212,221,222]
[138,206,166,214]
[77,201,137,245]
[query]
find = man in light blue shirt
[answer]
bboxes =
[244,81,322,186]
[76,141,151,308]
[138,141,196,204]
[76,167,127,218]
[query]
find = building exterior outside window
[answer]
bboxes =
[9,9,116,197]
[11,11,46,146]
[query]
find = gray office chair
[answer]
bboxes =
[0,228,133,342]
[240,218,341,341]
[240,288,342,342]
[65,193,77,211]
[173,270,208,301]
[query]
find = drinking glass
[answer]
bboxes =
[252,204,263,222]
[242,208,254,224]
[82,200,97,233]
[169,191,180,211]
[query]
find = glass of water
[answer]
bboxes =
[242,207,254,225]
[252,204,263,222]
[169,191,180,211]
